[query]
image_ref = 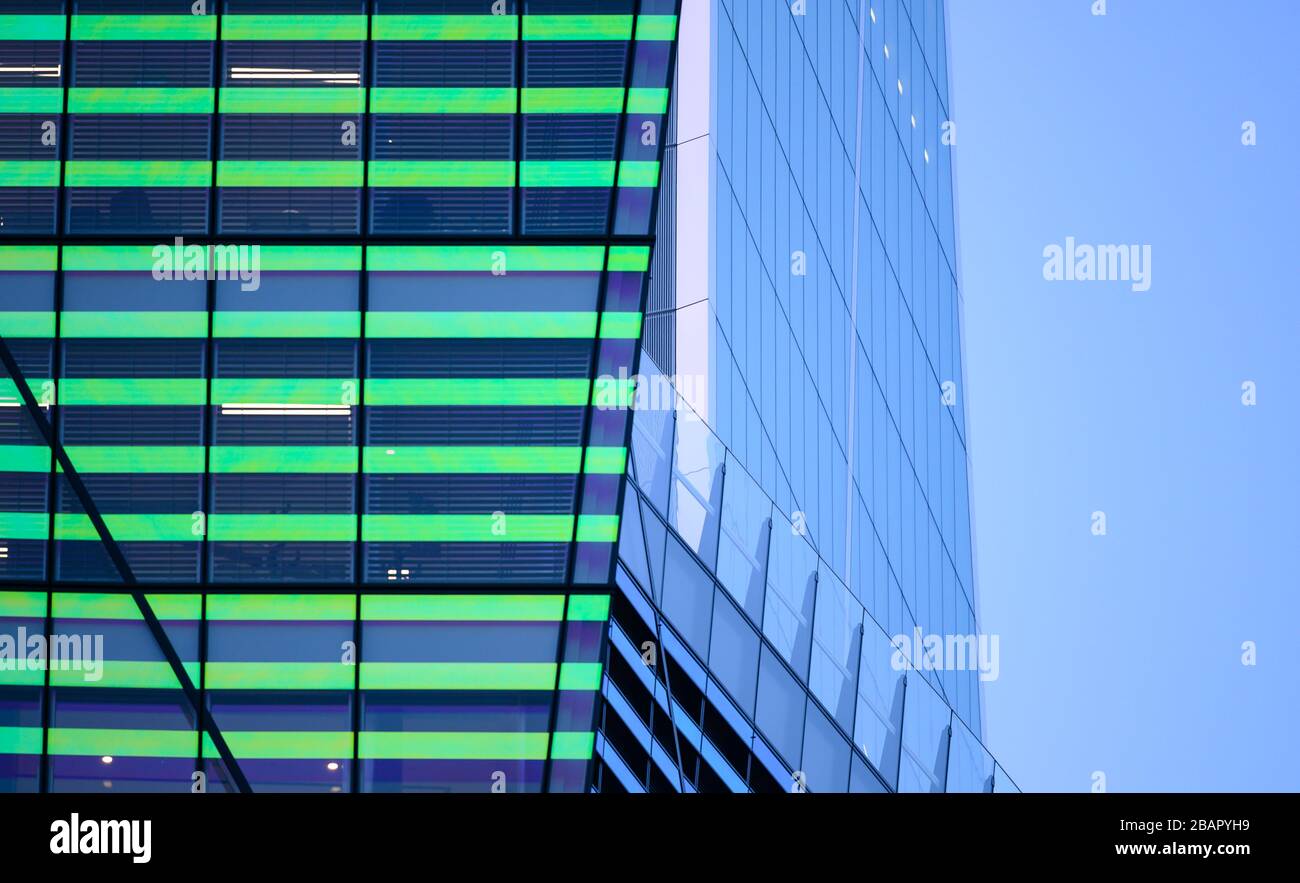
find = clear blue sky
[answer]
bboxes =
[947,0,1300,791]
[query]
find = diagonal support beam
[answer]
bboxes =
[0,333,252,794]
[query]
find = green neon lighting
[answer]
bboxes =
[59,378,206,406]
[209,446,357,474]
[360,662,557,691]
[202,731,352,761]
[566,594,611,622]
[519,160,615,188]
[0,245,57,271]
[592,375,636,408]
[71,15,217,41]
[619,160,661,188]
[360,595,566,622]
[63,245,170,272]
[361,514,574,543]
[0,161,58,187]
[364,378,589,407]
[54,513,199,543]
[523,15,632,41]
[221,15,367,41]
[363,446,582,475]
[521,87,623,114]
[0,668,43,688]
[50,660,201,691]
[68,87,214,114]
[358,731,548,761]
[370,87,515,115]
[60,311,207,338]
[0,726,45,756]
[0,512,47,540]
[64,160,211,188]
[557,662,603,692]
[207,514,356,543]
[49,727,196,759]
[368,160,514,188]
[549,731,595,760]
[52,593,201,621]
[582,446,628,475]
[62,445,204,474]
[206,594,356,622]
[0,445,50,472]
[214,311,360,339]
[0,377,49,407]
[219,87,365,115]
[607,245,651,272]
[204,662,354,691]
[626,87,670,114]
[365,311,597,339]
[211,377,357,405]
[0,15,66,41]
[366,245,604,273]
[599,311,643,339]
[0,87,63,113]
[217,160,363,188]
[635,15,679,41]
[257,245,361,271]
[0,591,45,618]
[371,15,518,41]
[0,312,54,337]
[576,514,621,544]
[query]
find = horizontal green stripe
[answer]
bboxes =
[576,514,621,544]
[52,593,201,621]
[212,378,356,406]
[363,446,582,475]
[60,311,207,338]
[0,591,46,618]
[361,514,573,543]
[582,446,628,475]
[65,160,211,187]
[218,160,362,188]
[361,595,565,622]
[524,15,633,41]
[60,378,206,406]
[360,662,556,691]
[627,87,670,114]
[209,446,357,474]
[62,445,204,474]
[0,377,49,406]
[71,15,216,41]
[550,731,595,760]
[207,514,356,543]
[635,14,679,41]
[206,594,356,621]
[214,311,360,338]
[369,160,513,188]
[557,662,603,691]
[365,311,596,339]
[371,15,517,41]
[0,245,57,271]
[63,245,163,272]
[370,87,514,115]
[359,731,548,761]
[592,375,635,408]
[202,731,352,761]
[50,727,195,758]
[54,513,199,543]
[519,160,615,188]
[566,594,611,622]
[257,245,362,271]
[0,15,65,41]
[619,160,661,187]
[364,378,589,406]
[0,512,47,540]
[222,15,367,41]
[62,243,348,273]
[0,87,63,113]
[205,662,353,691]
[607,245,651,272]
[0,311,54,337]
[366,245,604,273]
[0,668,44,687]
[599,311,643,339]
[0,726,42,755]
[0,160,58,187]
[50,660,200,691]
[219,87,365,115]
[68,87,213,114]
[521,87,623,114]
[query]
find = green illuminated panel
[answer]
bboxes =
[49,660,200,690]
[370,87,515,114]
[48,728,196,759]
[0,245,57,271]
[0,87,63,113]
[635,15,679,41]
[368,160,514,188]
[360,662,556,691]
[207,594,356,621]
[217,160,363,188]
[202,732,352,761]
[219,87,365,115]
[54,513,199,543]
[68,87,213,114]
[371,15,517,41]
[519,160,615,188]
[258,245,362,272]
[521,87,623,114]
[52,593,200,621]
[221,15,367,41]
[211,378,357,405]
[60,311,207,338]
[0,312,55,337]
[0,727,43,755]
[549,731,596,760]
[71,15,215,41]
[575,514,621,544]
[523,15,633,41]
[557,662,603,691]
[365,311,596,339]
[627,87,670,114]
[63,244,173,272]
[204,662,353,691]
[0,161,58,187]
[599,312,643,339]
[209,446,357,474]
[0,445,49,473]
[0,512,48,540]
[64,160,211,188]
[619,160,662,188]
[363,378,589,407]
[607,245,651,272]
[582,446,628,475]
[0,377,50,406]
[0,591,45,618]
[59,378,206,406]
[592,375,636,408]
[361,594,566,622]
[0,668,44,688]
[0,15,65,41]
[62,445,204,474]
[362,446,582,475]
[358,731,549,761]
[566,594,611,622]
[207,514,356,543]
[214,312,360,339]
[366,245,605,273]
[361,514,573,543]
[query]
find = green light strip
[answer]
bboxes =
[202,731,353,760]
[521,87,624,115]
[599,311,643,339]
[360,514,575,543]
[60,311,207,338]
[209,446,358,474]
[0,591,45,618]
[366,245,605,273]
[221,14,367,41]
[70,15,216,41]
[608,245,651,272]
[54,513,199,543]
[635,15,679,41]
[0,377,50,405]
[557,662,603,692]
[0,87,63,113]
[257,245,362,271]
[49,660,199,690]
[550,731,595,760]
[210,377,356,405]
[361,595,565,622]
[360,662,557,691]
[68,87,213,114]
[0,512,48,540]
[0,245,57,271]
[365,311,596,339]
[61,445,204,474]
[59,378,207,406]
[53,593,201,621]
[206,594,356,621]
[217,160,363,188]
[523,15,633,41]
[581,446,628,475]
[363,378,589,407]
[627,87,671,115]
[518,160,615,188]
[363,446,582,475]
[371,15,517,41]
[207,514,356,543]
[59,244,360,273]
[576,514,621,544]
[368,160,514,188]
[63,244,168,272]
[369,87,514,115]
[618,160,662,188]
[205,662,353,691]
[0,311,55,337]
[358,731,548,761]
[48,727,194,758]
[0,161,58,187]
[0,727,46,756]
[0,668,44,687]
[64,160,211,188]
[566,594,611,622]
[0,15,65,41]
[214,312,360,339]
[219,87,365,115]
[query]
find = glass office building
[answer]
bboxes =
[591,0,1016,792]
[0,0,678,792]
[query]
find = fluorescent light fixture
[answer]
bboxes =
[229,67,360,81]
[221,403,352,417]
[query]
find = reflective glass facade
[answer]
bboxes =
[593,0,1016,793]
[0,0,678,792]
